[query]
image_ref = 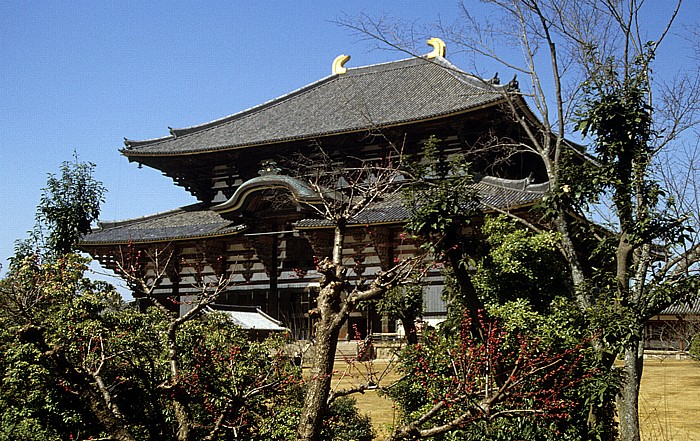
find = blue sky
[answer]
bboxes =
[0,1,449,277]
[1,1,697,283]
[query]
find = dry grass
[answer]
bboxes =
[639,358,700,441]
[327,360,401,440]
[327,357,700,441]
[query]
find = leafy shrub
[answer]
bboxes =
[321,397,375,441]
[690,333,700,360]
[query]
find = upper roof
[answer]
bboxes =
[122,55,510,157]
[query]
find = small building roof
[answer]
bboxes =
[659,296,700,316]
[122,56,510,157]
[206,305,288,332]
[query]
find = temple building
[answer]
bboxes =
[80,39,550,340]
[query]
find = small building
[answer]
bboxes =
[205,304,288,341]
[645,297,700,352]
[81,40,549,339]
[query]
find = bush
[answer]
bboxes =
[690,333,700,360]
[321,397,375,441]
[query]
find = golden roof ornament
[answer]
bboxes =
[426,37,446,59]
[259,160,281,176]
[332,54,351,75]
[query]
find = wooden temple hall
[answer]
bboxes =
[80,39,550,340]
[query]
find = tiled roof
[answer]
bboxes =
[122,56,508,157]
[293,175,547,228]
[80,176,546,245]
[80,204,246,245]
[660,296,700,315]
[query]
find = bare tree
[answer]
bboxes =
[288,145,422,441]
[342,1,700,440]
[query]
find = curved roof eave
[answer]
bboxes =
[212,174,342,213]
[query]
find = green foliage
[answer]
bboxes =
[0,254,307,440]
[570,47,689,248]
[258,393,374,441]
[438,215,570,332]
[321,397,375,441]
[690,333,700,361]
[489,298,620,441]
[403,136,478,253]
[475,216,569,311]
[377,283,423,321]
[376,282,423,340]
[429,214,619,439]
[0,255,111,440]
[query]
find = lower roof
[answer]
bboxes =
[658,297,700,316]
[80,175,548,246]
[80,204,246,246]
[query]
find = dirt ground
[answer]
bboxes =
[329,357,700,441]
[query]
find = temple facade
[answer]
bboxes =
[81,40,550,340]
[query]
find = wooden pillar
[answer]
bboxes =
[249,234,281,312]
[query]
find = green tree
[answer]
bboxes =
[2,158,380,441]
[16,156,106,259]
[474,216,569,312]
[404,215,617,440]
[377,283,424,344]
[403,136,484,338]
[0,252,311,441]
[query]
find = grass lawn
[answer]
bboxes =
[328,358,700,441]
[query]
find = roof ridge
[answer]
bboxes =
[476,174,550,193]
[123,55,505,151]
[346,55,502,92]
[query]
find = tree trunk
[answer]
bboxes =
[445,247,484,339]
[401,316,418,345]
[166,321,192,441]
[298,223,348,441]
[173,399,192,441]
[617,337,644,441]
[297,286,344,440]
